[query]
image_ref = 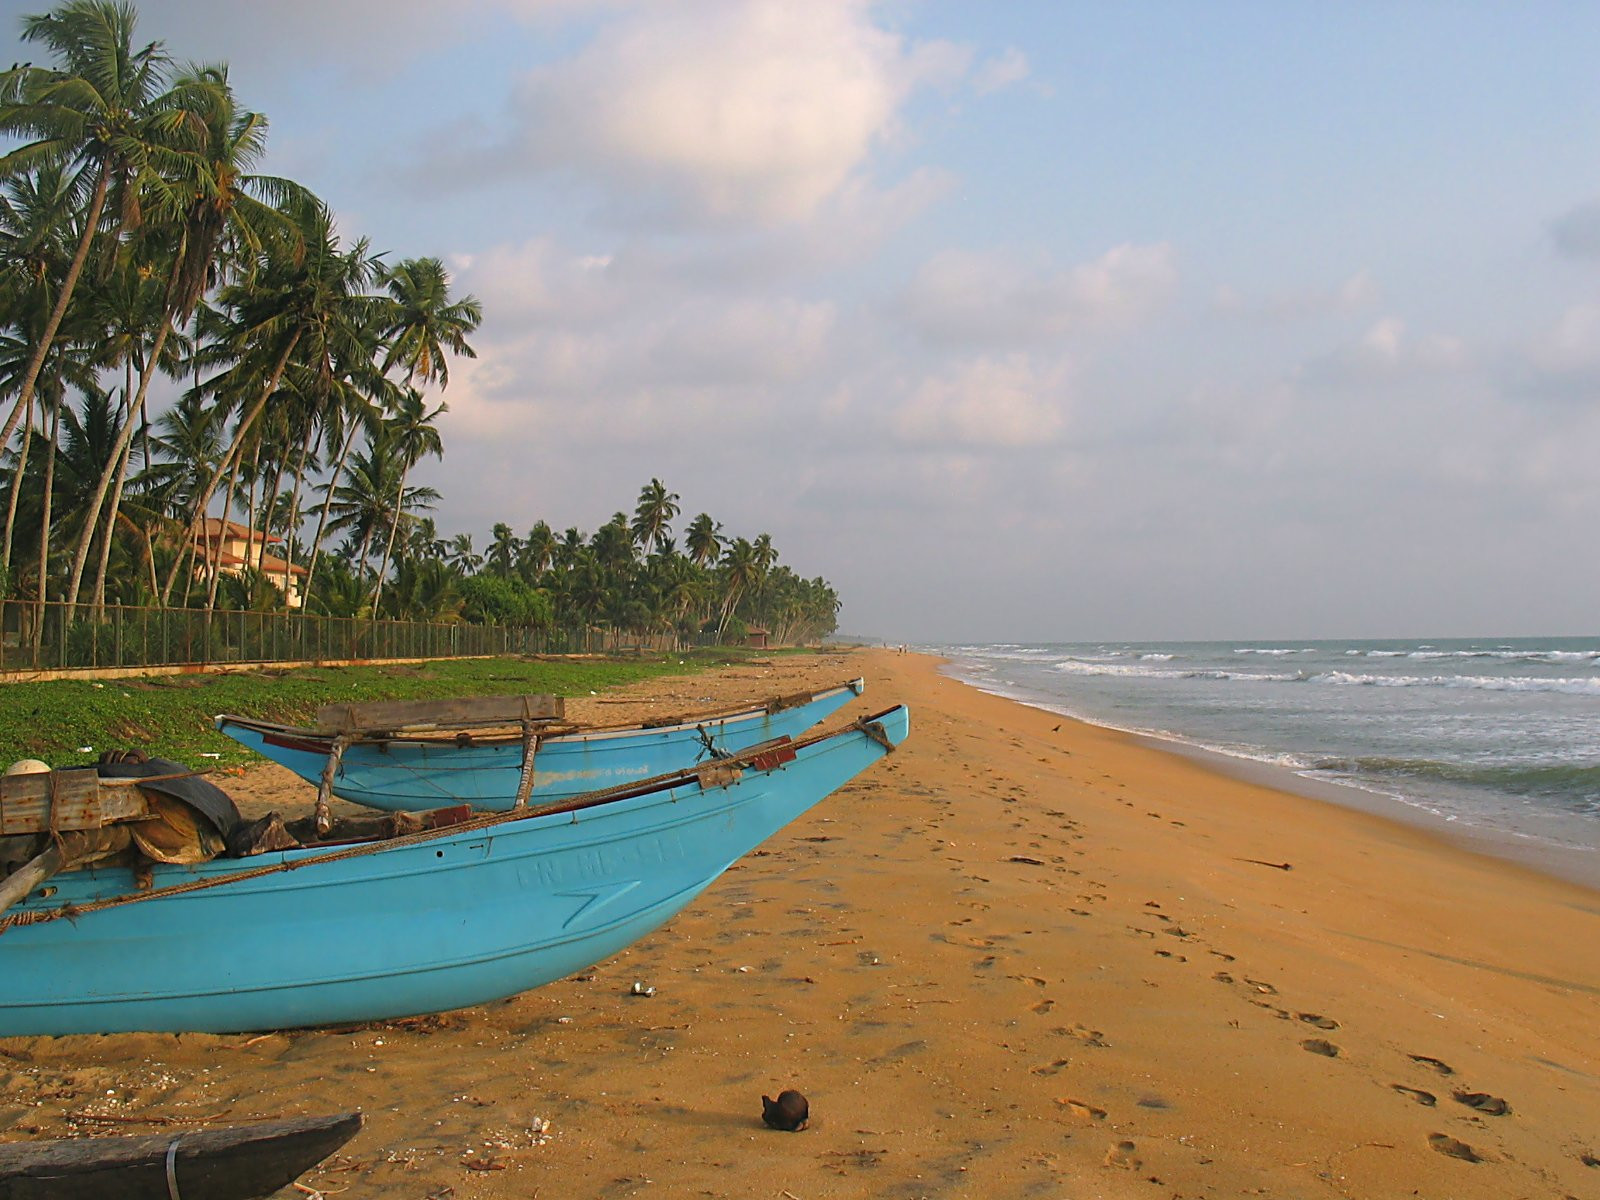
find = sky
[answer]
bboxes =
[5,0,1600,642]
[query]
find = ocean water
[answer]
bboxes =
[931,638,1600,882]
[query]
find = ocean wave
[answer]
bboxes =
[1234,648,1303,656]
[1051,660,1301,683]
[1309,756,1600,809]
[1048,659,1600,695]
[1306,671,1600,695]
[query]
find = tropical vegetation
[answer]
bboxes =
[0,1,840,660]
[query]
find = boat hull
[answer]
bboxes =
[0,706,907,1037]
[216,680,864,813]
[0,1112,364,1200]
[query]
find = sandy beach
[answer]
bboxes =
[3,648,1597,1199]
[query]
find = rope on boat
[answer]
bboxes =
[0,715,897,933]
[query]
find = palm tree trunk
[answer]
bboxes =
[91,358,138,616]
[2,393,35,590]
[279,421,314,611]
[243,439,261,561]
[260,439,288,555]
[63,318,175,612]
[159,330,301,605]
[32,389,62,658]
[90,422,137,617]
[300,418,361,613]
[352,520,377,587]
[204,448,245,614]
[368,462,411,613]
[0,165,111,454]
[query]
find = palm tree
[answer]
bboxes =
[716,537,760,641]
[161,193,381,605]
[685,512,722,568]
[554,526,584,571]
[367,389,445,610]
[630,478,679,554]
[320,443,438,593]
[65,61,305,612]
[0,159,79,582]
[297,346,387,613]
[519,519,555,580]
[378,256,481,387]
[82,255,166,612]
[485,522,518,578]
[447,531,482,574]
[0,0,182,457]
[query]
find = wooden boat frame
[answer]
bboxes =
[214,678,867,822]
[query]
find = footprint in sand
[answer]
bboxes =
[1030,1058,1070,1076]
[1212,971,1234,984]
[1408,1053,1455,1076]
[1301,1039,1340,1057]
[1103,1141,1142,1170]
[1059,1098,1106,1121]
[1296,1012,1340,1030]
[1391,1084,1437,1106]
[1452,1091,1511,1116]
[1428,1133,1482,1163]
[1063,1024,1108,1048]
[1031,998,1055,1015]
[1245,978,1278,995]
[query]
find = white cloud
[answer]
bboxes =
[1528,302,1600,374]
[436,235,842,453]
[972,47,1030,95]
[1213,269,1380,320]
[902,243,1178,345]
[1302,317,1469,383]
[502,0,969,226]
[891,355,1070,448]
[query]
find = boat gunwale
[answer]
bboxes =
[7,705,908,920]
[213,678,865,750]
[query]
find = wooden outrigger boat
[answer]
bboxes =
[0,706,908,1037]
[0,1112,362,1200]
[214,678,866,818]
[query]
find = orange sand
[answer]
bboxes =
[2,648,1596,1199]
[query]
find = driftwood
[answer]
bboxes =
[0,1110,363,1200]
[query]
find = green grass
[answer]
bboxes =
[0,650,772,770]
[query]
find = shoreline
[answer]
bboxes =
[937,659,1600,891]
[2,647,1596,1199]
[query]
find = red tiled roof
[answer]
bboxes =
[196,518,281,544]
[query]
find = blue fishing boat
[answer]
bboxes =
[214,678,865,814]
[0,706,908,1037]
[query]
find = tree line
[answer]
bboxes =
[0,1,838,649]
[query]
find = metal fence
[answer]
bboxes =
[0,600,620,674]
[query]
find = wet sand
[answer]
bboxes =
[2,648,1597,1198]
